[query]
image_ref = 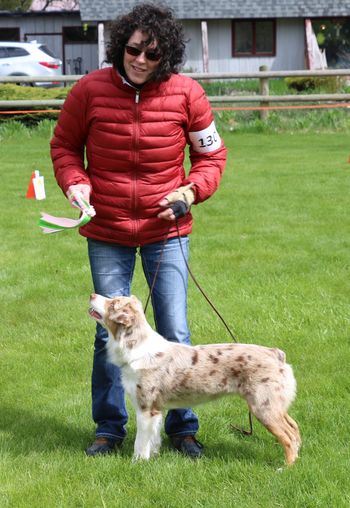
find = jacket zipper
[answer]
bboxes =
[132,89,141,242]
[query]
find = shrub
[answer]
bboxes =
[285,76,345,93]
[0,83,72,100]
[199,79,260,95]
[0,83,72,125]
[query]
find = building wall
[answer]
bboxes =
[0,14,306,75]
[0,13,98,73]
[182,18,306,73]
[273,19,305,70]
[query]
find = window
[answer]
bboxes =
[0,47,28,58]
[63,26,98,44]
[312,18,350,68]
[38,45,57,58]
[6,47,29,57]
[232,20,276,56]
[0,46,29,58]
[0,28,20,41]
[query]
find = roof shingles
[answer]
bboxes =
[79,0,350,22]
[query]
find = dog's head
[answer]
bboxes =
[89,294,144,341]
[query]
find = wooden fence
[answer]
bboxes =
[1,68,350,120]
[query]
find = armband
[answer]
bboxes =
[189,121,221,153]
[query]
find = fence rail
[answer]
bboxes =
[1,68,350,84]
[1,69,350,118]
[1,93,350,110]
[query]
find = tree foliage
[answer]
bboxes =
[0,0,31,11]
[0,0,79,11]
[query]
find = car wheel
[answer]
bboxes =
[10,74,34,87]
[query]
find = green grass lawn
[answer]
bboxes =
[0,123,349,507]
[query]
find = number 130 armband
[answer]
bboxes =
[189,121,222,153]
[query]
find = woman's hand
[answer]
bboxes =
[66,184,95,216]
[158,183,195,221]
[67,184,91,207]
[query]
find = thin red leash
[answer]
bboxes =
[143,227,170,314]
[174,221,239,343]
[144,219,253,436]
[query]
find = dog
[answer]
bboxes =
[88,293,301,464]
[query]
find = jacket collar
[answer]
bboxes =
[112,66,161,94]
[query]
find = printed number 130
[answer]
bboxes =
[199,131,218,148]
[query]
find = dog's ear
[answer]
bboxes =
[109,302,136,327]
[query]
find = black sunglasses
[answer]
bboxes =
[125,45,161,62]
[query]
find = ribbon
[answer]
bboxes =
[38,211,92,234]
[38,192,96,234]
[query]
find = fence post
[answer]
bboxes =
[259,65,269,121]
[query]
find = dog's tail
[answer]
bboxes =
[269,348,297,409]
[272,347,286,363]
[281,362,297,409]
[272,348,297,409]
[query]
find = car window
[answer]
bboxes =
[38,45,57,58]
[0,48,8,58]
[7,47,29,57]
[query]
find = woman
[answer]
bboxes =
[51,2,227,458]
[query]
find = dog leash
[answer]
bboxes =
[174,220,253,436]
[144,220,238,342]
[174,220,239,343]
[144,219,254,437]
[143,229,170,313]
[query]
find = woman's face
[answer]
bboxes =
[123,30,161,85]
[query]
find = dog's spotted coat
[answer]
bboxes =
[89,294,301,464]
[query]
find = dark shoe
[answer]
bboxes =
[171,435,204,458]
[85,437,123,457]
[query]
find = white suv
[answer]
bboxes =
[0,41,62,86]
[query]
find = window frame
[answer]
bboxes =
[232,19,276,57]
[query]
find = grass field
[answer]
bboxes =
[0,123,349,507]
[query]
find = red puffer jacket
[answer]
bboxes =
[51,67,227,246]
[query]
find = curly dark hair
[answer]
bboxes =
[105,3,186,82]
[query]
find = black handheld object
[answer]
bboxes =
[169,201,188,219]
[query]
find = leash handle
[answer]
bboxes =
[230,411,253,436]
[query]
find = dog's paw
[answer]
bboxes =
[132,452,151,462]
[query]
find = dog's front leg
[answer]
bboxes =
[133,410,161,461]
[149,411,162,456]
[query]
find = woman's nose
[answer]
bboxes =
[135,51,147,63]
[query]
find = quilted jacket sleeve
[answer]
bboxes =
[50,78,92,196]
[183,79,227,203]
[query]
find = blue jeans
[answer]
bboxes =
[87,236,199,442]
